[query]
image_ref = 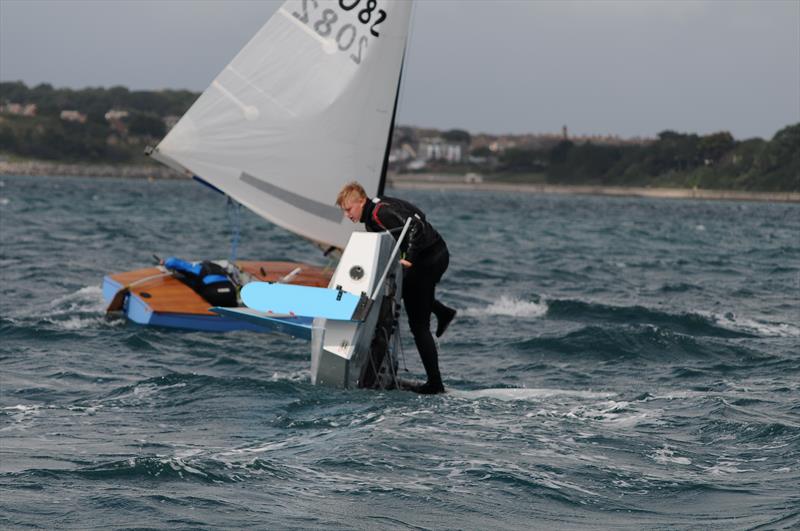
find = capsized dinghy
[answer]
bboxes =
[104,0,413,337]
[103,261,331,334]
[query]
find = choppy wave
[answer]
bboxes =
[460,294,798,340]
[2,177,798,529]
[546,298,765,338]
[509,324,770,366]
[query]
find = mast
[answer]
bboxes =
[378,53,405,197]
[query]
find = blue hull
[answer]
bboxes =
[102,275,312,337]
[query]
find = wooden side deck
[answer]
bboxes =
[108,261,333,316]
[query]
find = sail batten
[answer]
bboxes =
[156,0,413,249]
[240,172,344,223]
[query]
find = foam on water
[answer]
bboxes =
[2,404,45,425]
[44,315,125,330]
[9,285,122,330]
[461,295,548,318]
[452,387,614,402]
[11,285,107,323]
[651,446,692,465]
[699,310,800,337]
[48,285,105,311]
[270,370,311,382]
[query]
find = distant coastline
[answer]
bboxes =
[0,159,182,179]
[2,83,797,194]
[389,175,800,203]
[1,161,797,203]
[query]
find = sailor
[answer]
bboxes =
[336,182,457,394]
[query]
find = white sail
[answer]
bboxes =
[154,0,413,249]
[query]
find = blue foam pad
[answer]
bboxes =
[241,282,361,321]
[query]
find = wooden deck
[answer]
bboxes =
[108,261,333,316]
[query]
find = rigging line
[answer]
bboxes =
[384,326,400,387]
[394,318,409,373]
[380,326,395,390]
[385,293,403,384]
[227,197,242,266]
[367,335,386,391]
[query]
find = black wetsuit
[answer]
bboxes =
[361,196,451,392]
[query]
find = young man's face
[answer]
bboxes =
[341,196,366,223]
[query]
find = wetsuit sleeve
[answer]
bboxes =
[403,215,426,263]
[374,206,426,263]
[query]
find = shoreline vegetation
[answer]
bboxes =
[0,159,181,180]
[1,160,797,203]
[388,176,800,203]
[1,82,798,201]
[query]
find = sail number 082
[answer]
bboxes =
[338,0,387,33]
[292,0,387,65]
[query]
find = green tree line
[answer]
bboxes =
[1,82,797,191]
[490,125,799,192]
[0,82,197,163]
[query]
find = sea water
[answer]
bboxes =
[1,175,798,529]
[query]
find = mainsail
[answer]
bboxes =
[152,0,413,249]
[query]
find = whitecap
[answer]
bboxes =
[704,461,755,476]
[270,369,309,382]
[218,441,290,456]
[48,285,105,310]
[451,388,614,401]
[165,456,208,477]
[132,381,186,398]
[3,404,42,413]
[647,390,710,401]
[14,285,109,323]
[651,445,692,465]
[17,285,122,329]
[45,315,117,330]
[1,404,45,429]
[461,295,548,318]
[698,310,800,338]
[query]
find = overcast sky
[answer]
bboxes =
[1,0,798,139]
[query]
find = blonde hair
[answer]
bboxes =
[336,181,367,207]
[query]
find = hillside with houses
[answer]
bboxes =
[1,82,797,191]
